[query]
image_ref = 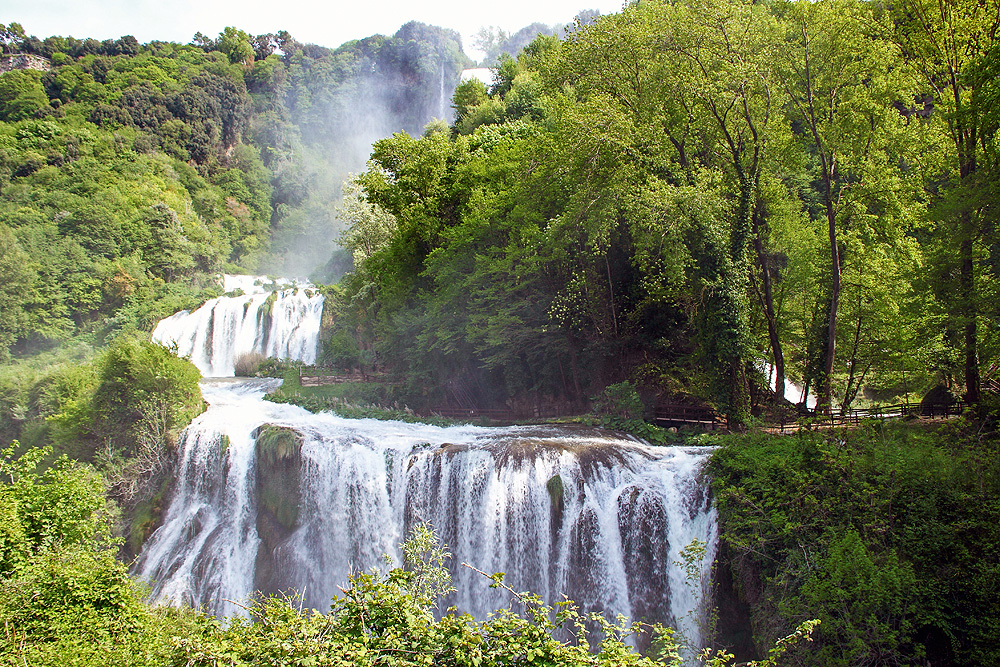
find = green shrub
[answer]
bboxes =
[0,444,117,569]
[593,381,645,421]
[709,423,1000,666]
[89,335,203,449]
[233,351,266,376]
[256,356,297,377]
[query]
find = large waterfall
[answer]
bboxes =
[137,276,718,650]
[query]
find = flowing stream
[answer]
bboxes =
[137,275,718,649]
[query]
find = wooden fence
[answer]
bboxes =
[771,401,968,433]
[653,405,722,427]
[291,366,970,432]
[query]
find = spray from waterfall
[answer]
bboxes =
[439,61,447,119]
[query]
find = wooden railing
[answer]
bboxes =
[771,401,968,432]
[289,365,972,432]
[653,405,721,425]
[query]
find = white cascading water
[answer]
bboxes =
[152,275,323,377]
[137,276,718,652]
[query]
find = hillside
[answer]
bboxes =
[0,22,469,362]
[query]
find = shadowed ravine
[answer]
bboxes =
[136,276,718,650]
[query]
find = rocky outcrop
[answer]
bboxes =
[920,384,957,415]
[0,54,50,73]
[252,424,303,596]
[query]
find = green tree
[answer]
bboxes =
[665,0,783,424]
[473,26,511,66]
[0,444,116,570]
[88,335,203,451]
[777,0,912,412]
[892,0,1000,405]
[0,226,35,360]
[338,176,397,268]
[452,77,489,123]
[0,69,48,121]
[0,23,25,55]
[217,26,254,68]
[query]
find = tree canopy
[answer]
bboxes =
[334,0,1000,425]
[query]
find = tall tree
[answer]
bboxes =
[776,0,908,412]
[663,0,782,424]
[893,0,1000,405]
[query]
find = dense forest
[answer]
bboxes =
[330,0,1000,426]
[1,0,999,665]
[0,19,469,363]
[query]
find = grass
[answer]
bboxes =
[263,369,460,426]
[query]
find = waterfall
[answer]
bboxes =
[439,61,446,119]
[152,275,323,377]
[762,360,816,409]
[139,276,718,652]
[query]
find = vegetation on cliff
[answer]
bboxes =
[709,420,1000,665]
[0,20,470,363]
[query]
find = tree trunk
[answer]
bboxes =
[816,213,841,415]
[753,231,784,399]
[841,304,864,414]
[961,233,980,404]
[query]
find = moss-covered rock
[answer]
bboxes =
[253,425,302,528]
[546,473,563,505]
[126,473,173,558]
[252,424,304,596]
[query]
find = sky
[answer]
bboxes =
[1,0,628,62]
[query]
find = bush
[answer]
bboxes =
[89,335,203,450]
[0,444,117,570]
[709,423,1000,666]
[0,443,194,667]
[256,356,297,377]
[233,351,266,376]
[593,381,645,421]
[590,381,674,444]
[0,547,148,641]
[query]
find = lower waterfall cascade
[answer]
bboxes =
[137,275,719,652]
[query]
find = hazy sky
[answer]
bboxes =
[1,0,627,61]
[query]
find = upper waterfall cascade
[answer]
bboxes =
[141,276,718,652]
[152,275,324,377]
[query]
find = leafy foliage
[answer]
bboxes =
[87,335,203,449]
[709,423,1000,666]
[0,20,473,360]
